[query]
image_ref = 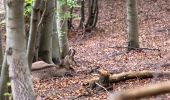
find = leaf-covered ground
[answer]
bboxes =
[34,0,170,99]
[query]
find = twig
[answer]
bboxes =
[95,82,110,94]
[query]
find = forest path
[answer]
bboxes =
[34,0,170,99]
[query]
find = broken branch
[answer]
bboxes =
[113,81,170,100]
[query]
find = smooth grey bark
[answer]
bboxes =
[0,54,8,100]
[39,0,55,63]
[0,28,3,72]
[6,0,35,99]
[52,15,61,64]
[0,0,5,73]
[27,0,41,69]
[57,0,69,59]
[126,0,139,50]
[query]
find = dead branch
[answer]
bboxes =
[109,70,170,83]
[113,81,170,100]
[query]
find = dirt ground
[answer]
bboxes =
[11,0,170,99]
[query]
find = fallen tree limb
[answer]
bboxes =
[109,70,170,83]
[113,81,170,100]
[86,70,170,89]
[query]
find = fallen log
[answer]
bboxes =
[31,61,56,71]
[109,70,170,83]
[113,81,170,100]
[86,70,170,89]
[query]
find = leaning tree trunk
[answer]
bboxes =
[27,0,41,69]
[39,0,55,64]
[126,0,139,51]
[5,0,35,99]
[57,0,69,59]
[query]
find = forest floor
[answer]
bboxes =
[34,0,170,100]
[33,0,170,99]
[1,0,170,100]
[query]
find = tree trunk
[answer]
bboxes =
[85,0,99,32]
[57,0,69,59]
[27,0,41,69]
[39,0,55,63]
[0,0,4,73]
[0,25,3,73]
[6,0,35,99]
[79,0,85,28]
[0,54,9,100]
[68,7,74,30]
[52,15,61,64]
[126,0,139,51]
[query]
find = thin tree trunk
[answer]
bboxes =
[126,0,139,51]
[6,0,35,99]
[91,0,98,28]
[0,54,9,100]
[85,0,92,28]
[39,0,55,63]
[27,0,41,69]
[79,0,85,28]
[0,0,5,73]
[57,0,69,59]
[85,0,98,32]
[0,27,3,72]
[68,7,73,29]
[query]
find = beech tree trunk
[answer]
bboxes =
[57,0,69,59]
[6,0,35,99]
[52,15,61,64]
[126,0,139,51]
[39,0,55,63]
[27,0,41,68]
